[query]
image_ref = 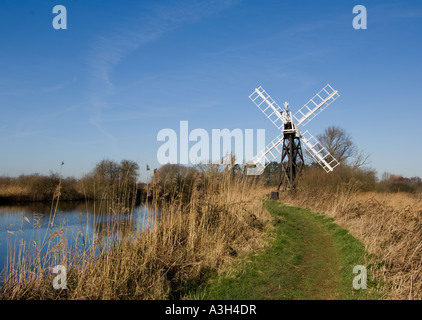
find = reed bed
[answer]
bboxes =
[279,183,422,300]
[0,165,271,300]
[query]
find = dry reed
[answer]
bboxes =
[0,164,271,300]
[279,183,422,300]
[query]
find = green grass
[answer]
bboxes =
[192,201,381,300]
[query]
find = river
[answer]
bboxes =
[0,201,157,280]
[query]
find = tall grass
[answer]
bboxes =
[279,173,422,300]
[0,163,271,300]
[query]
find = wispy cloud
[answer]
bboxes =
[87,0,241,142]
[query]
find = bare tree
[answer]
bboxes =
[351,148,371,169]
[317,126,354,163]
[317,126,370,168]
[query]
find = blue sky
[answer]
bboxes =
[0,0,421,182]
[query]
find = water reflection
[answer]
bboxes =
[0,201,158,278]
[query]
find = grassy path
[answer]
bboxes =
[197,201,379,300]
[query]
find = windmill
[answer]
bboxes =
[246,84,341,194]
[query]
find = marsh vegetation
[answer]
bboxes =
[0,150,420,300]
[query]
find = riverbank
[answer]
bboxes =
[0,167,271,299]
[0,184,147,205]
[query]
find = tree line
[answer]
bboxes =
[0,159,139,203]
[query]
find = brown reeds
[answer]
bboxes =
[279,180,422,300]
[0,163,271,300]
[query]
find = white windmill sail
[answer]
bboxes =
[246,133,284,175]
[293,84,340,127]
[300,130,340,173]
[247,83,341,178]
[249,86,288,130]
